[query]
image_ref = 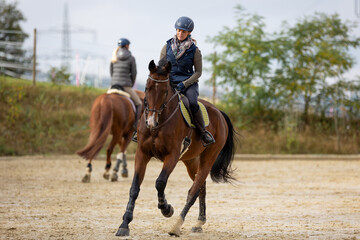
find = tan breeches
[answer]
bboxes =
[123,86,142,106]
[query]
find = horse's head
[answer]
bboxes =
[145,58,173,129]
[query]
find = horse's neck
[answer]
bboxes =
[160,87,178,121]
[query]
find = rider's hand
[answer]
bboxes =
[176,82,185,93]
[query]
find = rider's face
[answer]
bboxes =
[176,29,191,41]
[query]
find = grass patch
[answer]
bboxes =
[1,76,358,155]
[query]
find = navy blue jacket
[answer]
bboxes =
[166,39,197,84]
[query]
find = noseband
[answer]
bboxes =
[145,75,180,129]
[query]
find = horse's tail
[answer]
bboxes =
[210,111,237,183]
[76,95,113,160]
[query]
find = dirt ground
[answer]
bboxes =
[1,155,359,240]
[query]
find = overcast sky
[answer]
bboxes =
[10,0,360,89]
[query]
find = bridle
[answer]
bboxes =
[144,75,180,130]
[147,75,169,83]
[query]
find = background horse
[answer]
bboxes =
[77,90,144,183]
[115,59,236,237]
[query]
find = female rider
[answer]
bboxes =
[160,16,215,146]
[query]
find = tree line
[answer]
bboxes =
[206,5,360,136]
[1,1,359,152]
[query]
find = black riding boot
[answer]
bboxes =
[133,104,142,129]
[132,131,138,143]
[193,108,215,147]
[132,104,142,143]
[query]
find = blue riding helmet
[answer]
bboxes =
[118,38,130,47]
[174,16,194,32]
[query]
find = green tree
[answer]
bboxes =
[274,13,360,125]
[207,5,360,130]
[206,5,277,127]
[0,0,29,77]
[48,66,71,85]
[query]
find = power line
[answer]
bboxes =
[36,3,97,72]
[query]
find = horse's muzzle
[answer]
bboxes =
[146,114,159,129]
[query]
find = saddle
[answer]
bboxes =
[106,85,135,112]
[179,96,209,128]
[107,85,131,98]
[178,96,210,158]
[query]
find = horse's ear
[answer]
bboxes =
[149,60,157,73]
[164,61,172,74]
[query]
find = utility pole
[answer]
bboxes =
[212,52,217,105]
[62,2,71,70]
[32,28,37,86]
[334,83,341,153]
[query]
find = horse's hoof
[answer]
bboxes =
[121,169,128,178]
[192,220,205,233]
[162,204,174,218]
[111,172,118,182]
[103,172,110,180]
[191,226,203,233]
[115,227,129,236]
[169,216,183,237]
[168,228,180,237]
[82,174,91,183]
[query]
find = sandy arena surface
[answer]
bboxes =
[1,155,359,240]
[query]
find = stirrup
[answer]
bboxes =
[132,131,138,143]
[201,130,215,147]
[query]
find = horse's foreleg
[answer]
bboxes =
[156,169,174,218]
[156,155,179,219]
[82,160,92,183]
[115,174,140,236]
[192,182,206,232]
[115,152,150,237]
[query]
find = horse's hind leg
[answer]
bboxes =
[121,152,128,178]
[111,151,128,181]
[111,134,131,181]
[103,134,119,181]
[120,134,133,178]
[182,158,206,232]
[169,161,212,237]
[82,159,92,183]
[192,182,206,232]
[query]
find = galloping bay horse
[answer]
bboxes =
[77,90,144,183]
[115,59,236,237]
